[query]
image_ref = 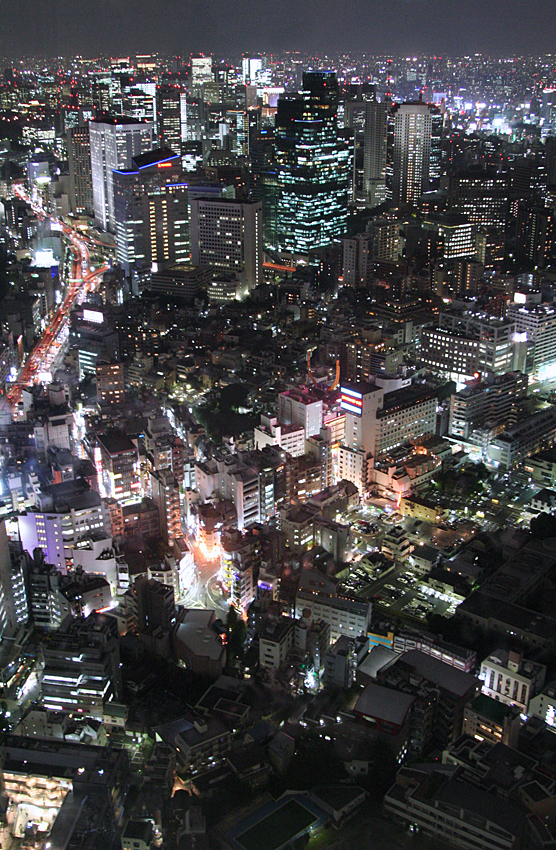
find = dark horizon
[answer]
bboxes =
[1,0,555,61]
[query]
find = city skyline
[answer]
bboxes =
[1,0,556,58]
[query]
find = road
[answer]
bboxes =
[6,186,108,410]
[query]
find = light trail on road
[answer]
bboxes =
[6,186,108,411]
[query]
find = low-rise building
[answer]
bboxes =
[381,526,412,561]
[462,694,521,747]
[479,649,546,714]
[259,616,294,670]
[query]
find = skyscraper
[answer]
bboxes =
[392,102,433,207]
[90,117,153,232]
[113,148,189,272]
[156,85,182,153]
[274,71,352,255]
[67,123,93,216]
[363,97,389,202]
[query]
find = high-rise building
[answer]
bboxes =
[363,97,389,202]
[190,198,262,294]
[447,170,509,229]
[190,54,213,97]
[274,71,352,254]
[392,102,433,207]
[113,148,189,272]
[67,124,93,215]
[156,85,182,153]
[516,205,554,269]
[89,117,153,232]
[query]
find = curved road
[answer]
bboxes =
[7,186,108,410]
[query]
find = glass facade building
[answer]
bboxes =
[274,71,352,255]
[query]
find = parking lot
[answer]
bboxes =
[338,505,475,623]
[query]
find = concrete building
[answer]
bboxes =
[507,302,556,378]
[173,609,226,678]
[295,568,372,642]
[420,313,518,383]
[89,116,153,232]
[97,430,140,501]
[392,102,433,207]
[462,694,521,747]
[96,361,125,409]
[323,636,358,689]
[479,649,546,714]
[278,387,323,438]
[488,407,556,469]
[449,372,527,441]
[150,468,182,544]
[259,616,295,670]
[41,614,123,718]
[338,382,437,493]
[190,198,262,295]
[384,762,549,850]
[18,482,108,574]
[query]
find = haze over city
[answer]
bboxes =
[2,0,556,56]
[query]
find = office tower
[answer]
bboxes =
[449,372,528,441]
[516,205,554,269]
[368,217,400,261]
[156,85,182,152]
[542,88,556,123]
[429,106,444,189]
[507,301,556,377]
[420,314,517,382]
[89,117,153,232]
[275,71,352,254]
[242,55,263,85]
[190,54,213,97]
[447,170,509,228]
[69,305,119,379]
[122,83,157,129]
[422,213,476,261]
[363,97,389,202]
[113,148,189,272]
[183,98,203,141]
[190,198,262,294]
[67,124,93,215]
[545,137,556,186]
[392,102,433,206]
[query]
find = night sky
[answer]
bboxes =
[1,0,555,58]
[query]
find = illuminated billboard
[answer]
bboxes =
[341,386,363,416]
[83,309,103,324]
